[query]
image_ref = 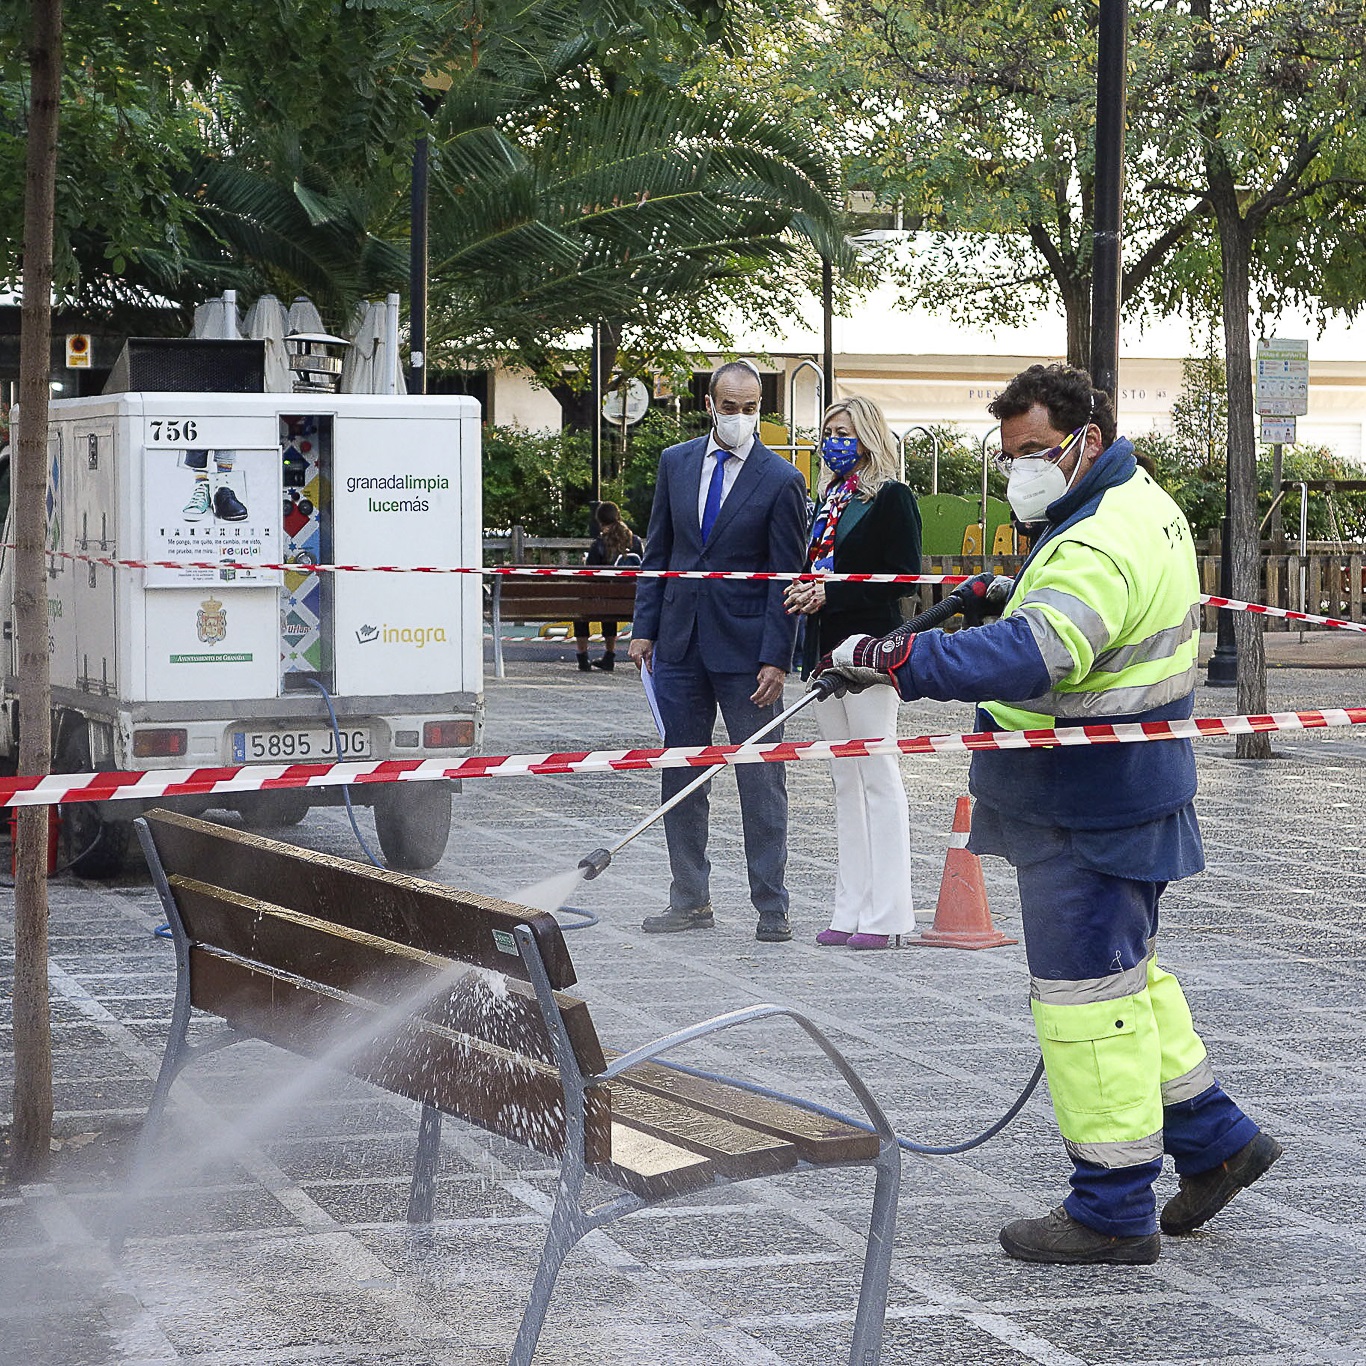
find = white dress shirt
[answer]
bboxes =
[697,431,755,529]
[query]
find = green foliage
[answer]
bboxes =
[481,407,710,536]
[425,69,842,374]
[1,0,841,375]
[481,426,594,536]
[753,0,1366,366]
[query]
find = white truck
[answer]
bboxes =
[0,357,484,876]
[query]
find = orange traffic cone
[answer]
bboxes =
[909,797,1018,950]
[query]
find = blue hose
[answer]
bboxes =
[306,678,388,870]
[555,906,599,930]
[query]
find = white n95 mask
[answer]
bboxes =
[1005,458,1070,523]
[713,410,758,449]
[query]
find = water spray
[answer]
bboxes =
[577,574,1006,881]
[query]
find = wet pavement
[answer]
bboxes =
[3,651,1365,1365]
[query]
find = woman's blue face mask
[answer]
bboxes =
[821,435,861,474]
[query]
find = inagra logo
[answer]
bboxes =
[196,597,228,645]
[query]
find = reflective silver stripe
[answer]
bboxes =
[1161,1056,1216,1106]
[1014,664,1197,718]
[1093,604,1201,675]
[1018,607,1078,682]
[1064,1132,1165,1168]
[1018,587,1111,650]
[1031,959,1150,1007]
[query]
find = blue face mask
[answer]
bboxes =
[821,435,861,474]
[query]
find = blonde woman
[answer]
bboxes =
[784,397,922,948]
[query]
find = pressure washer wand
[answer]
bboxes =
[577,680,835,879]
[577,577,1001,881]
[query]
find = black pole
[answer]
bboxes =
[1207,513,1239,685]
[409,133,429,394]
[589,321,602,506]
[821,255,834,412]
[1089,0,1127,408]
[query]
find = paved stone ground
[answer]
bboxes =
[2,652,1365,1366]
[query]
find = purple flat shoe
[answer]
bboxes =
[815,929,852,946]
[848,933,893,950]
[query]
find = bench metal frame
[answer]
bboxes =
[120,818,902,1366]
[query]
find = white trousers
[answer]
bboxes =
[814,684,915,936]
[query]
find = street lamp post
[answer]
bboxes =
[409,131,429,395]
[1089,0,1127,406]
[821,255,834,415]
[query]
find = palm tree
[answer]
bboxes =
[424,75,843,372]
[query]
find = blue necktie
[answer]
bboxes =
[700,448,731,542]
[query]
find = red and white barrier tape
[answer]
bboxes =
[484,632,635,644]
[23,547,1366,633]
[30,547,957,584]
[5,707,1364,810]
[1201,593,1366,634]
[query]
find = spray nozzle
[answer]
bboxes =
[578,847,613,880]
[810,673,845,700]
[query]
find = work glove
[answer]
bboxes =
[957,573,1015,628]
[814,627,916,695]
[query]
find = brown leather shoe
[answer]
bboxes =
[1000,1206,1160,1265]
[1160,1132,1283,1235]
[641,904,713,933]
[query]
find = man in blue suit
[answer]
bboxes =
[629,361,809,942]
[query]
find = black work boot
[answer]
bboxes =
[213,484,249,521]
[591,651,616,671]
[641,904,714,933]
[577,655,592,672]
[755,916,793,942]
[1160,1132,1283,1235]
[1000,1206,1160,1265]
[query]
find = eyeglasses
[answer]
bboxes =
[992,425,1087,477]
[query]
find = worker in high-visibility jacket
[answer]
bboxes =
[817,363,1281,1265]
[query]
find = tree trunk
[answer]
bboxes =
[1212,199,1270,759]
[10,0,62,1183]
[1063,281,1092,371]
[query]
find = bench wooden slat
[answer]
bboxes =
[603,1123,714,1200]
[605,1052,880,1165]
[184,949,745,1199]
[495,575,636,621]
[145,810,578,990]
[170,877,606,1074]
[608,1080,798,1180]
[188,947,614,1165]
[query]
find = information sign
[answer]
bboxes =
[1256,338,1308,416]
[1259,416,1297,445]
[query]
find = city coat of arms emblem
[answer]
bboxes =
[196,597,228,645]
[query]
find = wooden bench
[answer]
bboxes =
[119,810,901,1365]
[489,571,638,677]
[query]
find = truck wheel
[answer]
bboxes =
[373,782,451,870]
[58,730,132,879]
[235,792,311,828]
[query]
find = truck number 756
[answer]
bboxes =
[148,419,199,443]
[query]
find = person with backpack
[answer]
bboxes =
[574,501,644,672]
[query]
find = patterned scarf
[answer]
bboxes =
[807,475,859,570]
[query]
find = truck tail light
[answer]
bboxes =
[133,728,188,758]
[423,720,474,748]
